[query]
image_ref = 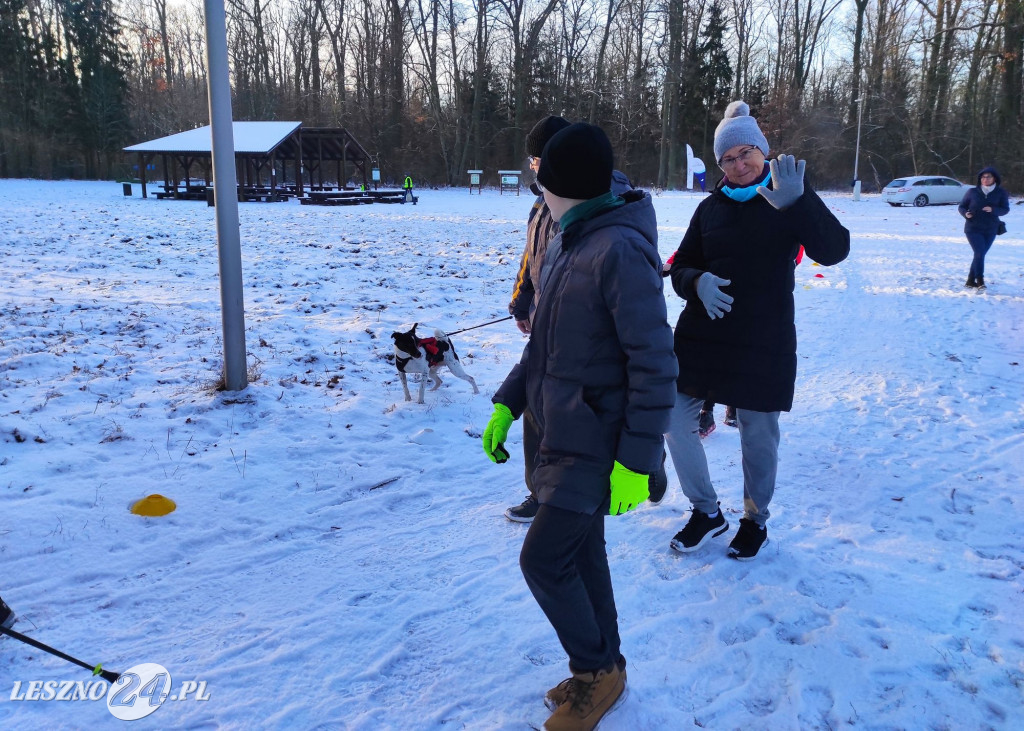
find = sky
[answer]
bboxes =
[0,180,1021,729]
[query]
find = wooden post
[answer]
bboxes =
[296,128,304,195]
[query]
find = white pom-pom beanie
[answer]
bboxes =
[713,101,769,163]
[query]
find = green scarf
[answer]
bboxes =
[559,192,625,233]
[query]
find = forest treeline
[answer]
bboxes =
[2,0,1024,190]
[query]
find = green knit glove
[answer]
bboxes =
[482,404,514,463]
[609,461,649,515]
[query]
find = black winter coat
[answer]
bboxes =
[495,190,678,514]
[958,167,1009,235]
[669,182,850,413]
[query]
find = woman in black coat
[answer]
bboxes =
[665,101,850,561]
[958,167,1009,289]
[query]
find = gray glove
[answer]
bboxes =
[695,272,733,320]
[757,155,806,210]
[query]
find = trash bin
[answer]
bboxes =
[206,187,215,207]
[122,183,132,196]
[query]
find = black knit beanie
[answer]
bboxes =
[526,116,571,158]
[537,123,613,200]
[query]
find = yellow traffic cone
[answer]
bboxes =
[130,494,176,517]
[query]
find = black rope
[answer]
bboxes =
[446,316,513,336]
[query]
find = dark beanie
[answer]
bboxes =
[537,123,613,200]
[526,115,570,158]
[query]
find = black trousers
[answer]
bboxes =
[519,502,620,673]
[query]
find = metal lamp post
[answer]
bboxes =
[852,96,864,201]
[203,0,247,391]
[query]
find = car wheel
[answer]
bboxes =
[913,194,928,207]
[888,202,901,207]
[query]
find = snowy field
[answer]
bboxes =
[1,179,1022,729]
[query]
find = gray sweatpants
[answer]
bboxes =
[664,393,780,527]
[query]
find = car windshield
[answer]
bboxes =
[887,179,907,188]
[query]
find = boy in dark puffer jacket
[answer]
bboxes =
[483,123,677,730]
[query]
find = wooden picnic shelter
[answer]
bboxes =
[123,123,373,202]
[299,127,372,192]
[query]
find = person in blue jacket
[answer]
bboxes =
[665,101,850,561]
[483,123,677,728]
[958,167,1009,289]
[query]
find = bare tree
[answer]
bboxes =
[589,0,623,123]
[494,0,562,161]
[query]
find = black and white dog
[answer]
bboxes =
[391,323,479,403]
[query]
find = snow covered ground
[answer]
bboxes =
[1,180,1021,729]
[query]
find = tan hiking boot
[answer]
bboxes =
[543,665,626,731]
[544,676,574,712]
[545,657,626,711]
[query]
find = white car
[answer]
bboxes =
[882,175,972,207]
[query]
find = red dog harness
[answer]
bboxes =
[417,337,448,367]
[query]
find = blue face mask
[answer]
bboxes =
[721,165,771,202]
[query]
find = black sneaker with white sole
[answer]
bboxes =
[728,518,768,560]
[505,494,539,523]
[670,505,729,552]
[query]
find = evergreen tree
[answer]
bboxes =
[0,0,78,176]
[0,0,42,175]
[60,0,132,177]
[694,1,732,156]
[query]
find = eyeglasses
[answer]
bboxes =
[528,156,540,166]
[718,146,761,168]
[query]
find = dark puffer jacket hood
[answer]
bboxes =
[560,189,658,261]
[977,166,1001,186]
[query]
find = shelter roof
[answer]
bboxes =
[124,122,302,155]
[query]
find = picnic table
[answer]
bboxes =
[300,188,417,206]
[155,184,208,200]
[178,185,298,205]
[237,186,292,202]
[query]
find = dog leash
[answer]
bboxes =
[446,316,513,336]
